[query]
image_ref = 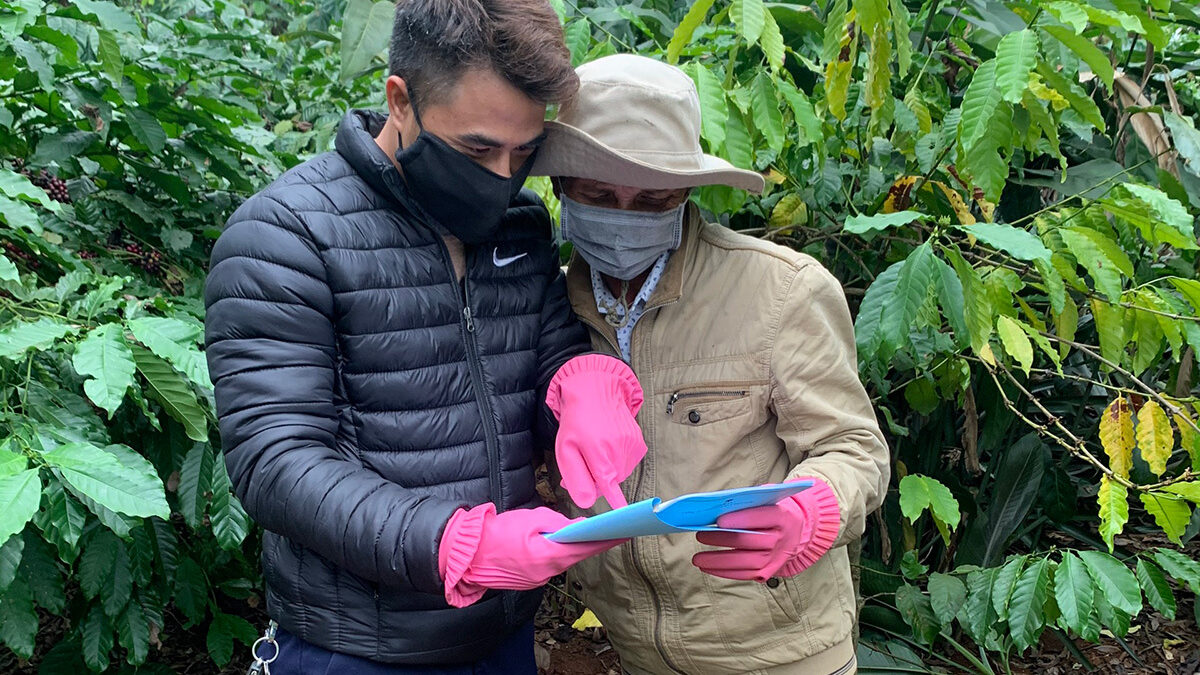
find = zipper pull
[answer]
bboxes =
[463,306,475,333]
[666,392,680,415]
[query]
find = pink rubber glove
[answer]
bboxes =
[438,503,624,608]
[546,354,646,510]
[692,478,840,582]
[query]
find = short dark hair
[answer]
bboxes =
[389,0,578,108]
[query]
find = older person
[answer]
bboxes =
[532,54,889,675]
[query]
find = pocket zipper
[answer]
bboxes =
[665,390,748,415]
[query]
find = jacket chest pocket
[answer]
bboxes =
[664,382,764,427]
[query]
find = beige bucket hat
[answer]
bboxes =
[531,53,765,194]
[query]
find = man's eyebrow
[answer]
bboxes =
[457,131,548,148]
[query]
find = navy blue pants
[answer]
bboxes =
[269,622,537,675]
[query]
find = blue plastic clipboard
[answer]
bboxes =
[544,481,812,543]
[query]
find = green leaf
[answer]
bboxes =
[0,470,40,546]
[178,443,213,530]
[173,556,209,627]
[1136,558,1177,620]
[731,0,766,44]
[895,584,940,644]
[891,0,911,76]
[1139,492,1191,546]
[960,223,1052,261]
[898,473,961,541]
[0,578,38,659]
[996,315,1034,375]
[207,612,257,668]
[1105,184,1199,251]
[928,572,967,626]
[750,73,785,152]
[959,101,1014,201]
[944,246,993,357]
[881,242,937,351]
[978,434,1045,567]
[40,442,169,520]
[131,345,209,442]
[1008,557,1050,652]
[959,60,1005,155]
[339,0,395,80]
[854,261,903,365]
[1037,63,1105,131]
[72,323,135,417]
[844,210,931,235]
[959,567,998,643]
[0,535,22,593]
[0,254,17,282]
[1093,583,1131,637]
[760,8,785,70]
[1061,227,1133,301]
[1165,112,1200,179]
[563,20,590,66]
[96,28,122,82]
[0,169,56,209]
[73,0,139,33]
[992,555,1027,621]
[994,29,1039,103]
[80,604,112,673]
[1077,550,1141,616]
[667,0,716,63]
[210,452,250,551]
[102,542,133,618]
[10,37,52,91]
[933,258,968,344]
[116,597,149,665]
[1151,548,1200,594]
[127,317,208,388]
[33,478,86,564]
[30,131,101,167]
[683,62,727,150]
[1097,476,1129,552]
[777,78,822,146]
[124,108,166,155]
[78,529,116,600]
[0,318,74,361]
[1041,25,1114,90]
[723,108,754,170]
[1055,552,1095,636]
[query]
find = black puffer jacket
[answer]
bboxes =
[204,111,589,663]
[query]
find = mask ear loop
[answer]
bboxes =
[603,279,632,329]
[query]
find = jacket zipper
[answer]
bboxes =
[625,326,686,675]
[665,390,749,415]
[440,242,513,622]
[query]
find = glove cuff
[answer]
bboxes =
[546,354,643,418]
[438,503,496,608]
[778,478,841,576]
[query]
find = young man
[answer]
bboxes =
[533,54,890,674]
[204,3,645,672]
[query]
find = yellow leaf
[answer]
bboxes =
[769,194,808,233]
[1100,397,1135,479]
[996,315,1033,375]
[882,176,920,213]
[572,608,603,630]
[1137,400,1174,477]
[979,342,996,365]
[1176,410,1200,472]
[1029,72,1069,111]
[1097,476,1129,552]
[932,181,976,225]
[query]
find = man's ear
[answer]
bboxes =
[384,76,414,130]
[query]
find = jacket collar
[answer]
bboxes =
[566,204,703,329]
[335,110,431,222]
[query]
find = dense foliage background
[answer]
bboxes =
[1,0,1199,672]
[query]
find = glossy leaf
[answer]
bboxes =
[0,470,39,552]
[339,0,394,80]
[996,315,1034,375]
[928,572,966,626]
[881,242,937,352]
[960,223,1051,261]
[993,29,1038,103]
[1077,550,1141,616]
[132,345,209,442]
[1055,552,1095,635]
[1139,492,1191,546]
[40,442,170,520]
[898,473,961,542]
[895,583,940,644]
[0,318,74,361]
[844,210,931,235]
[72,323,136,417]
[1136,558,1177,620]
[666,0,716,63]
[1009,558,1050,652]
[730,0,766,44]
[1097,476,1129,552]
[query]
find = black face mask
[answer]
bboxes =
[395,88,537,245]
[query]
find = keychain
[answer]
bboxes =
[246,621,280,675]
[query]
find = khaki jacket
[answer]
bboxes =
[554,209,889,675]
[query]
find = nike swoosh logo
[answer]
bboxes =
[493,249,528,267]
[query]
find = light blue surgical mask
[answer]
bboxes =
[560,195,685,280]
